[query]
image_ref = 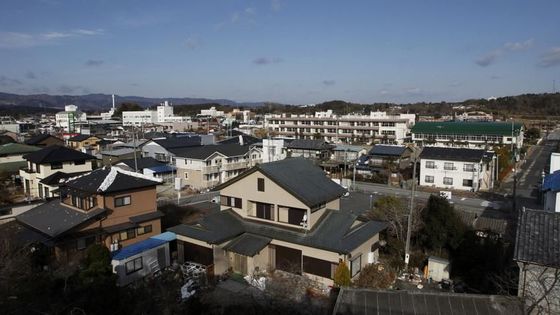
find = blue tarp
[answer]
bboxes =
[148,165,176,174]
[543,170,560,192]
[111,232,176,261]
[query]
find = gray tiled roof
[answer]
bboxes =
[118,157,165,170]
[419,147,489,163]
[514,208,560,267]
[222,233,271,257]
[63,167,160,194]
[152,137,201,149]
[16,200,107,238]
[170,208,387,255]
[369,145,407,157]
[333,288,523,315]
[40,171,89,186]
[23,145,96,164]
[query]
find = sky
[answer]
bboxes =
[0,0,559,105]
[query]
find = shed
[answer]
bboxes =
[111,232,176,286]
[427,256,450,282]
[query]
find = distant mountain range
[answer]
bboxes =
[0,92,266,111]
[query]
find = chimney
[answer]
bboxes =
[239,135,244,145]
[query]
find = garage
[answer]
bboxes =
[179,240,213,266]
[275,245,302,274]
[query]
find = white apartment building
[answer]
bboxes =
[419,147,496,192]
[261,138,287,163]
[122,101,189,126]
[199,106,225,118]
[55,105,88,132]
[264,110,416,144]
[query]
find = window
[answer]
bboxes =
[71,196,97,210]
[462,179,473,187]
[303,256,336,279]
[463,164,475,172]
[220,195,242,208]
[136,225,153,235]
[75,160,85,165]
[184,172,189,179]
[51,162,63,170]
[425,175,434,183]
[234,197,242,208]
[114,196,131,207]
[425,161,436,169]
[350,255,362,277]
[119,228,136,241]
[256,202,273,220]
[77,236,95,250]
[125,257,143,274]
[443,177,453,185]
[257,178,265,192]
[444,162,455,170]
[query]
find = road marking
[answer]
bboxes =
[461,197,466,201]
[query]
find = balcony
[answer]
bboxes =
[21,168,37,174]
[201,165,219,174]
[222,161,248,171]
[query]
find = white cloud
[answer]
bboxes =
[504,39,533,51]
[475,39,533,67]
[0,28,103,48]
[538,47,560,68]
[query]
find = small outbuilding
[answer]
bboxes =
[427,256,450,282]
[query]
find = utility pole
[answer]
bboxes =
[404,156,417,268]
[352,157,356,191]
[132,127,138,172]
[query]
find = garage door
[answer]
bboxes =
[275,245,302,274]
[181,241,213,266]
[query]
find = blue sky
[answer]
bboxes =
[0,0,559,104]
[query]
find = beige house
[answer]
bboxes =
[171,143,262,190]
[169,158,387,286]
[19,145,97,199]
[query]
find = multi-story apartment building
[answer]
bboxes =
[55,105,88,132]
[169,158,387,286]
[264,110,416,144]
[419,147,496,192]
[122,101,190,127]
[412,121,524,149]
[16,167,163,263]
[171,144,262,190]
[19,145,97,199]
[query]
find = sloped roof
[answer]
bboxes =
[369,145,408,157]
[0,143,40,156]
[286,139,335,150]
[419,147,489,163]
[40,171,89,186]
[170,143,253,160]
[17,200,107,238]
[63,167,161,194]
[68,134,98,142]
[222,233,271,257]
[514,208,560,268]
[25,133,62,145]
[152,136,201,149]
[333,288,523,315]
[543,170,560,192]
[218,135,260,145]
[118,157,165,170]
[23,145,97,164]
[412,121,523,136]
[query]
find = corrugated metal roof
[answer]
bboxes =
[111,237,168,261]
[514,208,560,267]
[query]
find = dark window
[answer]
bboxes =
[275,245,302,274]
[137,225,153,235]
[118,228,136,241]
[462,179,473,187]
[114,196,131,207]
[182,241,213,266]
[288,208,306,225]
[257,178,265,192]
[51,162,63,170]
[75,160,86,165]
[234,197,242,208]
[256,202,273,220]
[350,255,362,277]
[303,256,335,279]
[125,257,143,274]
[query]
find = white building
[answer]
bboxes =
[199,106,225,118]
[419,147,496,192]
[261,139,286,163]
[55,105,88,132]
[122,101,189,126]
[264,111,415,144]
[100,94,117,120]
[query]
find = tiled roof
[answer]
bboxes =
[286,139,335,150]
[218,135,260,145]
[24,133,62,145]
[68,134,98,142]
[16,200,107,238]
[369,145,408,156]
[514,208,560,267]
[412,121,523,136]
[0,143,40,156]
[419,147,489,163]
[152,136,201,149]
[40,171,89,186]
[23,145,96,164]
[63,167,161,194]
[118,157,165,170]
[333,288,523,315]
[222,233,271,257]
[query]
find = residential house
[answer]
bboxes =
[168,158,387,286]
[218,134,260,146]
[67,134,101,155]
[16,167,164,263]
[0,143,40,174]
[286,139,335,161]
[141,135,211,163]
[101,148,139,166]
[25,133,64,147]
[514,208,560,314]
[333,288,522,315]
[357,145,413,175]
[115,157,175,182]
[19,145,97,199]
[419,147,496,192]
[172,143,262,190]
[412,121,524,150]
